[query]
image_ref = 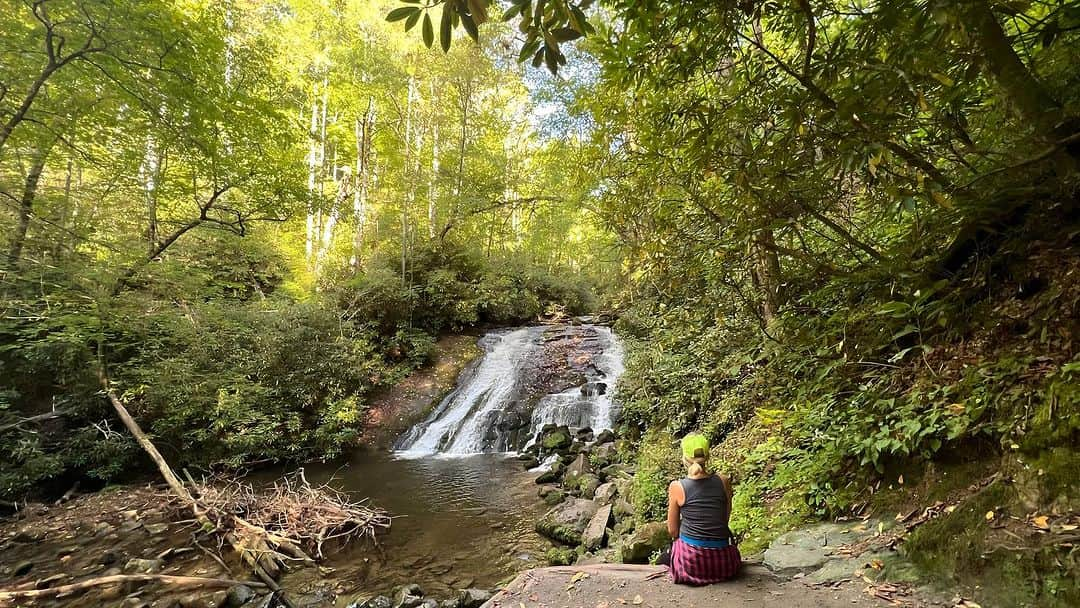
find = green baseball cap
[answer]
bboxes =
[681,433,709,459]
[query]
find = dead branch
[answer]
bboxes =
[0,574,265,605]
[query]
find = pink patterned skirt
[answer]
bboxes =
[669,538,741,585]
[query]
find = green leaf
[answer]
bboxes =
[405,8,422,30]
[552,27,583,42]
[532,47,545,68]
[386,6,418,22]
[502,3,524,22]
[518,37,541,62]
[440,6,453,52]
[422,12,434,48]
[460,10,479,42]
[466,0,489,24]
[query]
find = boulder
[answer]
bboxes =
[595,429,616,445]
[612,497,635,520]
[541,427,572,451]
[567,473,601,499]
[458,589,493,608]
[763,522,872,573]
[564,454,591,480]
[617,522,670,564]
[534,461,565,484]
[438,601,460,608]
[535,498,600,545]
[519,456,540,470]
[582,504,613,551]
[594,482,618,505]
[419,601,439,608]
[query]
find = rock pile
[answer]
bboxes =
[526,427,671,567]
[349,584,494,608]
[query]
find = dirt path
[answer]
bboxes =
[360,334,482,448]
[484,563,936,608]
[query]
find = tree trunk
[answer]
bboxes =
[429,92,439,240]
[351,98,375,269]
[962,0,1064,141]
[7,145,51,265]
[305,86,320,265]
[402,76,416,283]
[752,229,783,325]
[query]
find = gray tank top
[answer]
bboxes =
[678,475,733,540]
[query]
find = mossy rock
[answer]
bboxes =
[545,547,576,566]
[542,428,572,451]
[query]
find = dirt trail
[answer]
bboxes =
[484,563,932,608]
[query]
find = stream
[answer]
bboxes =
[283,323,625,599]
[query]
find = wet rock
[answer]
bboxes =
[594,482,618,505]
[124,558,164,574]
[582,504,613,551]
[519,456,540,470]
[351,596,393,608]
[438,600,460,608]
[534,461,564,484]
[121,597,150,608]
[538,486,565,506]
[617,522,670,564]
[419,600,439,608]
[594,429,616,445]
[458,588,493,608]
[540,427,572,451]
[535,498,600,545]
[226,584,255,607]
[13,560,33,577]
[100,550,119,565]
[392,583,424,608]
[569,441,585,455]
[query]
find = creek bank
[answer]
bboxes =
[519,426,974,607]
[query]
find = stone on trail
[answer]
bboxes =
[582,503,613,551]
[535,498,601,545]
[617,521,670,564]
[458,588,493,608]
[123,557,163,574]
[763,521,881,573]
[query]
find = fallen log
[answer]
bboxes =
[0,574,265,605]
[96,365,298,607]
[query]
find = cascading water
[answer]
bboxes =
[394,324,624,457]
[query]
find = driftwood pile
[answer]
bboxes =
[188,470,391,564]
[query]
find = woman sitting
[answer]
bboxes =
[661,433,741,585]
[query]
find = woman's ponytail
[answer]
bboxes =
[686,456,707,477]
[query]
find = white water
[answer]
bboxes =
[394,325,624,458]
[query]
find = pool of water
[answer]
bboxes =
[279,450,551,599]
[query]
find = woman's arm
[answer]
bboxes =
[666,480,683,539]
[719,474,733,523]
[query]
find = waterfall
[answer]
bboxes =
[394,324,624,457]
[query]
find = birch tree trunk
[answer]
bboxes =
[305,85,320,265]
[351,98,375,268]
